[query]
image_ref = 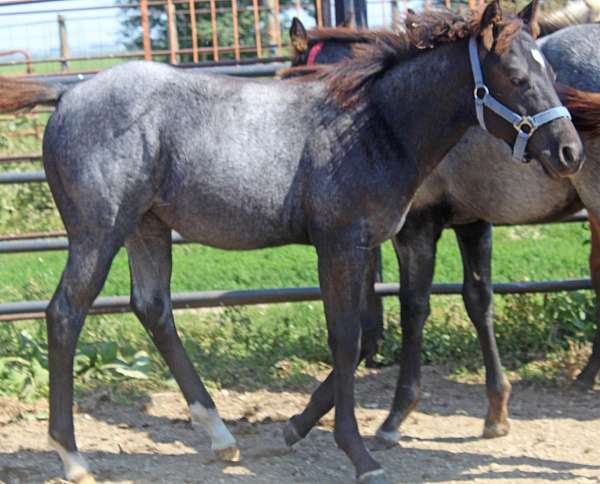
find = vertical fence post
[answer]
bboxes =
[231,0,240,60]
[252,0,262,57]
[320,0,331,26]
[209,0,220,60]
[391,0,400,29]
[335,0,367,27]
[140,0,152,61]
[189,0,199,63]
[266,0,279,53]
[166,0,179,64]
[57,15,69,72]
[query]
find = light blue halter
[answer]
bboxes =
[468,36,571,162]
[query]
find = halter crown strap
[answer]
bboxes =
[307,41,325,66]
[468,36,571,162]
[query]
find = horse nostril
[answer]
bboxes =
[559,144,578,168]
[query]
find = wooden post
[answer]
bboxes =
[57,15,69,72]
[166,0,179,64]
[335,0,366,27]
[231,0,240,60]
[391,0,400,29]
[140,0,152,61]
[252,0,262,57]
[265,0,278,53]
[189,0,199,63]
[209,0,219,60]
[319,0,332,26]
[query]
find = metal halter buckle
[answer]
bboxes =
[514,117,535,135]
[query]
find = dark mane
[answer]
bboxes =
[282,9,523,108]
[558,86,600,138]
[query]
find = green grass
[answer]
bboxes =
[0,222,591,303]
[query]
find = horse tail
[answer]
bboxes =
[0,76,66,113]
[559,86,600,139]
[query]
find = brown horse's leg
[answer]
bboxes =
[126,214,238,460]
[365,247,384,368]
[454,221,511,438]
[376,214,443,445]
[577,213,600,386]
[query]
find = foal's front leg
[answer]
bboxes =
[283,249,381,448]
[310,240,385,483]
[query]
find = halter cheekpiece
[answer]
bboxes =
[468,36,571,163]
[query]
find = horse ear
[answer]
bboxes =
[404,9,418,31]
[290,17,308,54]
[479,0,503,51]
[518,0,541,39]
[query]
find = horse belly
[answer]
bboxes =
[152,190,306,250]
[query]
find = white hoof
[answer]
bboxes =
[48,435,95,483]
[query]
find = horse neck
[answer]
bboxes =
[372,40,474,183]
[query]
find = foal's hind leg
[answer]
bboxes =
[47,234,126,483]
[577,212,600,386]
[126,214,238,460]
[454,221,511,438]
[376,214,442,445]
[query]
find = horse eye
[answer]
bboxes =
[511,77,529,88]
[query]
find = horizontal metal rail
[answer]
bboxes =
[23,62,289,86]
[0,153,41,164]
[0,279,592,321]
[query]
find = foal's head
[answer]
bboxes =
[465,0,584,176]
[288,1,584,177]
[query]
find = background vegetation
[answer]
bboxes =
[0,98,596,403]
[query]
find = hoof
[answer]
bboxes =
[73,474,96,484]
[375,427,401,446]
[483,420,509,438]
[283,421,302,447]
[48,435,94,483]
[358,469,389,484]
[213,444,241,462]
[575,374,596,390]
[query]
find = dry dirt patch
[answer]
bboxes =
[0,365,598,483]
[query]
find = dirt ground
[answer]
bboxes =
[0,365,598,483]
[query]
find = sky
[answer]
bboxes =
[0,1,125,58]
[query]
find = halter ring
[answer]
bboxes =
[474,85,489,100]
[514,117,535,135]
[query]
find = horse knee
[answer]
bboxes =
[400,298,429,336]
[131,293,174,340]
[46,296,84,349]
[462,280,492,319]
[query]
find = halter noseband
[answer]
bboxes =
[468,36,571,163]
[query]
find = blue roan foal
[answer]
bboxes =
[0,2,583,482]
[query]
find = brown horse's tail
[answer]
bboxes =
[0,76,65,113]
[558,85,600,139]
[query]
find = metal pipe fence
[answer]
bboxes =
[0,279,593,322]
[0,0,561,75]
